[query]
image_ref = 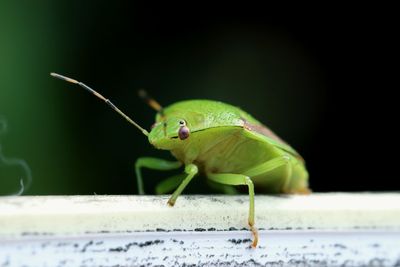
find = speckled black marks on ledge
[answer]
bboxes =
[333,243,347,249]
[80,241,93,253]
[227,238,252,245]
[21,225,394,238]
[171,239,184,245]
[109,240,164,252]
[21,232,54,236]
[2,231,399,266]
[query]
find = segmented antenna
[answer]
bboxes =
[138,89,164,114]
[50,73,149,136]
[138,89,167,136]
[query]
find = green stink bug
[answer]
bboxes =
[51,72,310,248]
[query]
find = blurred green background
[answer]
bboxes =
[0,2,395,195]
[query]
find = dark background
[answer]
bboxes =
[0,2,396,195]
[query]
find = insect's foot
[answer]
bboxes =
[167,199,176,207]
[250,225,258,248]
[298,188,312,195]
[286,187,312,195]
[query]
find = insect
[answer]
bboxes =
[51,72,310,248]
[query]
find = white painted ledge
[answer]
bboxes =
[1,193,400,266]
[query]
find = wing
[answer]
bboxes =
[242,122,305,163]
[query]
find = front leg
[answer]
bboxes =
[167,164,198,206]
[135,157,182,194]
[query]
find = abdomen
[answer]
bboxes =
[172,127,309,193]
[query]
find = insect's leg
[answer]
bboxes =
[242,155,290,177]
[167,164,198,206]
[244,155,296,194]
[207,180,239,195]
[207,173,258,248]
[206,156,292,248]
[281,161,293,193]
[155,174,185,195]
[282,161,311,194]
[135,157,182,195]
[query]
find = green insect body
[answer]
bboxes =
[51,73,310,248]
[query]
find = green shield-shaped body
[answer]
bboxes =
[148,100,309,194]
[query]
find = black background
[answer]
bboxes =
[0,2,397,195]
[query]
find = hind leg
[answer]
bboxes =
[207,155,292,248]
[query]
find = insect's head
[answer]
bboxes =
[137,89,191,149]
[148,116,190,149]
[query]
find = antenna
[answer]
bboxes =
[138,89,167,136]
[138,89,163,114]
[50,72,149,136]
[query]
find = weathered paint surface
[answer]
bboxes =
[1,194,400,266]
[1,230,399,266]
[1,194,400,237]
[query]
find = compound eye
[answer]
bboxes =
[178,120,190,140]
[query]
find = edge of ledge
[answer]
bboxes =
[1,193,399,237]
